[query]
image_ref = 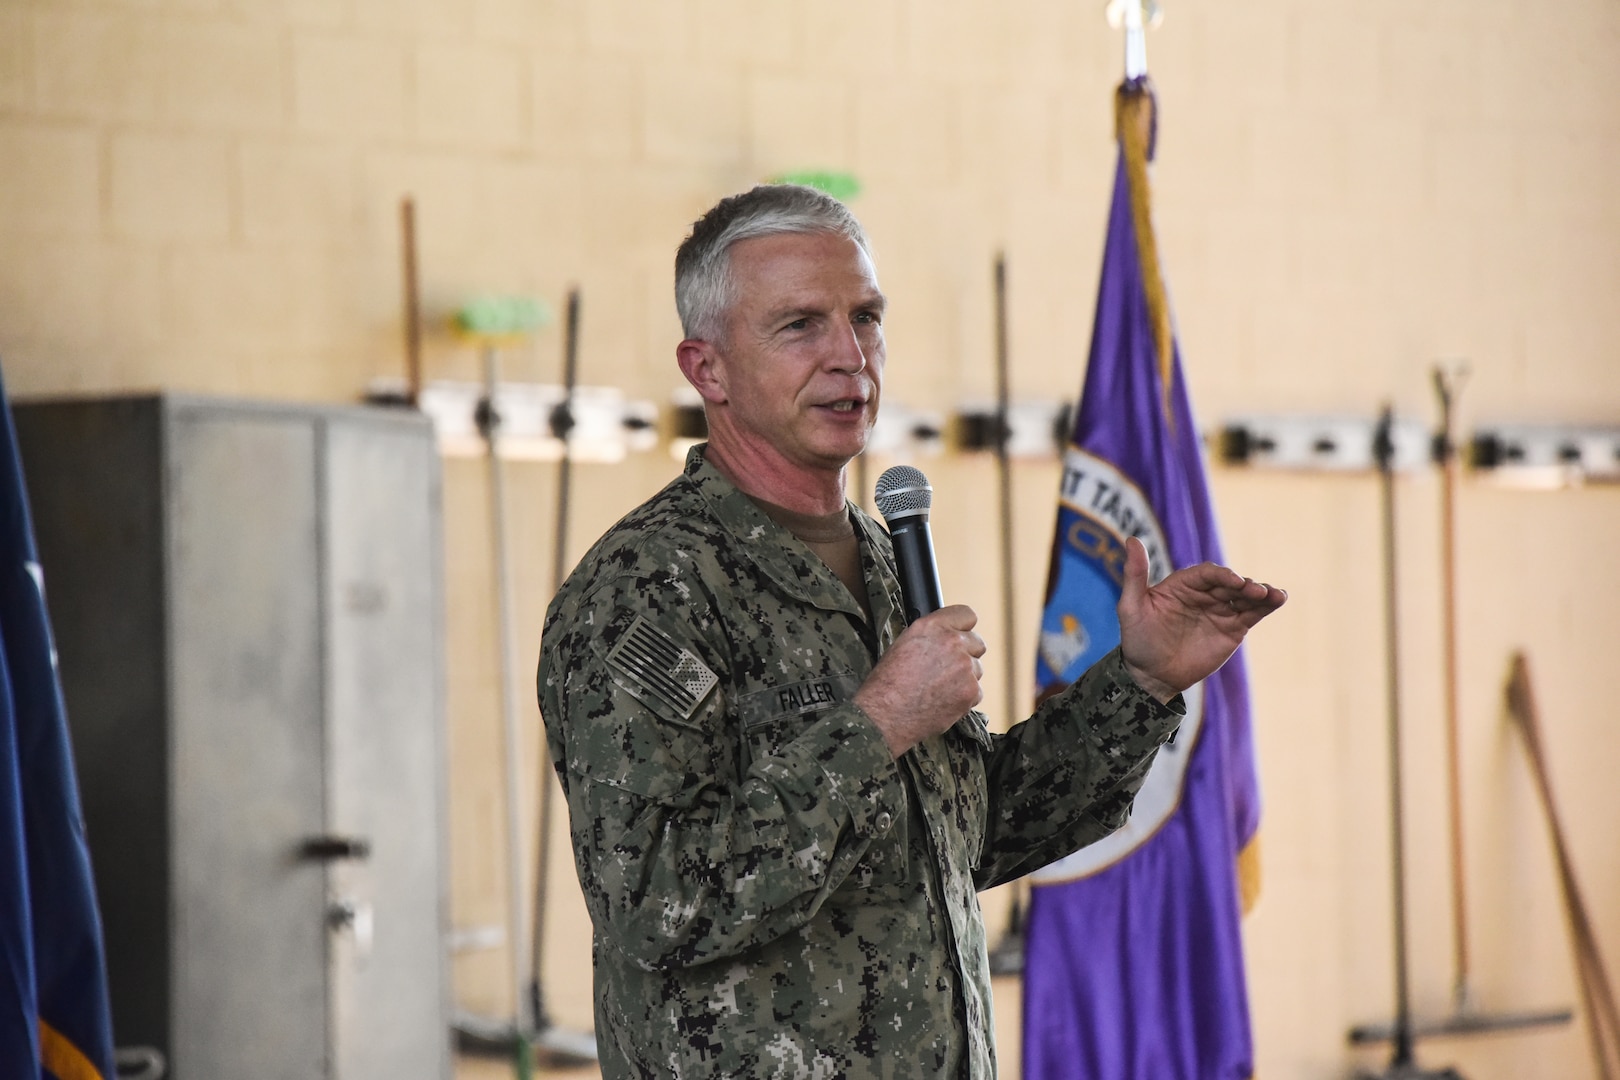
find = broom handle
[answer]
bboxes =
[991,254,1032,957]
[1432,364,1471,1008]
[1375,407,1416,1067]
[1506,654,1620,1080]
[400,198,422,405]
[532,288,580,1026]
[480,343,531,1035]
[993,254,1016,736]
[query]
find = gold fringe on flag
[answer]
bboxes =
[1115,80,1176,427]
[1237,833,1263,916]
[39,1019,106,1080]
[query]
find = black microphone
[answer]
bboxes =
[874,465,944,623]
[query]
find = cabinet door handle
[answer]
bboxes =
[300,835,372,861]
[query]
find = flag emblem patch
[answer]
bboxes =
[605,616,718,720]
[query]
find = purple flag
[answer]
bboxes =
[1021,79,1260,1080]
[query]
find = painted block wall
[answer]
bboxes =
[2,1,1617,1077]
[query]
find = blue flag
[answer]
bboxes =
[0,364,117,1080]
[1021,79,1261,1080]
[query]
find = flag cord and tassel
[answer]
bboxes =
[1114,79,1175,428]
[1125,0,1264,984]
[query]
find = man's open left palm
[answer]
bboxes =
[1117,536,1287,702]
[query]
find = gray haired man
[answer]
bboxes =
[538,184,1285,1078]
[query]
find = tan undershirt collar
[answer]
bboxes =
[748,494,871,619]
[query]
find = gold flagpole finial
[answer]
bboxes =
[1106,0,1164,79]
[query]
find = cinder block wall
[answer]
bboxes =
[3,3,1617,1079]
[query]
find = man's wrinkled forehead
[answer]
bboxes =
[726,230,883,301]
[729,234,887,323]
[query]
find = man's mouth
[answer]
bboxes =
[824,399,863,413]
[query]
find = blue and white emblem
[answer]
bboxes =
[1032,447,1203,882]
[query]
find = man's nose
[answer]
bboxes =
[825,320,868,374]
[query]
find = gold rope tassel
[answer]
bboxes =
[1115,80,1176,428]
[1118,79,1263,916]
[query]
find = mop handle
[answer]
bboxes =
[1432,362,1471,1007]
[1375,406,1415,1066]
[531,286,581,1024]
[1506,655,1620,1080]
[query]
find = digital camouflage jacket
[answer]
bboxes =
[537,447,1183,1079]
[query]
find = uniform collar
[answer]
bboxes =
[849,504,902,634]
[683,444,886,623]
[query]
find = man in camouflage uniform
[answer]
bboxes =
[538,184,1286,1079]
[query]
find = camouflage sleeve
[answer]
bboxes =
[540,574,908,973]
[970,647,1183,890]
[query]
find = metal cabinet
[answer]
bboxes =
[15,395,450,1080]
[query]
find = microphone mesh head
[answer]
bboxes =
[874,465,932,520]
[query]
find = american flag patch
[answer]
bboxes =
[605,616,719,721]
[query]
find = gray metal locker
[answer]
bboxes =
[15,394,451,1080]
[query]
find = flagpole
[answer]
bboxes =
[1021,17,1266,1072]
[1106,0,1161,79]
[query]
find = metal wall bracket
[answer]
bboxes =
[1471,424,1620,487]
[371,379,659,463]
[953,400,1071,459]
[869,403,946,458]
[1218,415,1432,473]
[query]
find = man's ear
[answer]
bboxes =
[676,338,728,405]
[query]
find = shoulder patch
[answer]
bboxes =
[605,615,719,721]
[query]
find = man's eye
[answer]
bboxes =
[784,318,809,331]
[855,311,881,325]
